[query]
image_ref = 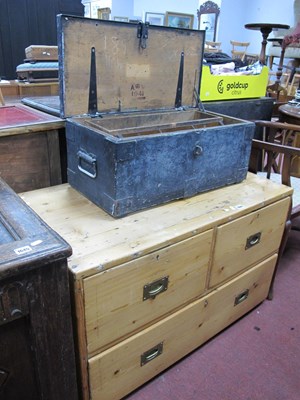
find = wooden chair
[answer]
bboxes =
[288,73,300,96]
[205,41,222,53]
[244,53,259,64]
[230,40,250,61]
[268,70,291,90]
[266,38,291,100]
[249,120,300,299]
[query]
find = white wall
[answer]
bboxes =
[83,0,296,58]
[111,0,134,20]
[218,0,294,56]
[135,0,199,28]
[111,0,199,28]
[116,0,295,56]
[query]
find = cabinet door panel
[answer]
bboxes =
[0,318,40,400]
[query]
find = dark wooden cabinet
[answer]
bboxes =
[0,104,66,193]
[0,178,78,400]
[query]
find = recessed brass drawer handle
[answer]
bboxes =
[141,342,163,366]
[245,232,261,249]
[143,276,169,301]
[234,289,249,306]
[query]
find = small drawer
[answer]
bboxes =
[88,254,277,400]
[209,197,290,287]
[84,230,213,355]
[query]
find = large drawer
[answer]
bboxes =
[84,230,213,355]
[88,254,277,400]
[209,197,290,287]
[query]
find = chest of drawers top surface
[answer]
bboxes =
[20,173,292,280]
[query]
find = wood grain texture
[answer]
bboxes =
[0,177,78,400]
[57,16,204,117]
[21,173,293,280]
[0,131,62,192]
[0,317,40,399]
[209,197,291,287]
[84,230,212,356]
[21,174,292,400]
[0,105,65,192]
[25,45,58,60]
[88,255,277,400]
[0,104,64,136]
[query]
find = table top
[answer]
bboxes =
[0,80,58,88]
[20,173,292,279]
[0,103,64,135]
[279,103,300,121]
[22,96,60,117]
[0,80,16,87]
[245,23,290,31]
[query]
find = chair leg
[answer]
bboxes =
[0,88,5,106]
[288,73,300,96]
[269,55,274,69]
[267,219,291,300]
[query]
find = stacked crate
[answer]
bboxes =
[16,45,58,82]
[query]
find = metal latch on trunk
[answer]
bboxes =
[137,22,149,49]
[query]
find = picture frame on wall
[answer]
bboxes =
[197,1,220,42]
[199,12,216,41]
[165,11,194,29]
[97,7,111,20]
[114,16,129,22]
[145,12,165,26]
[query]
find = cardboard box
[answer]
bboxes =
[200,65,269,101]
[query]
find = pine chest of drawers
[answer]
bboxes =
[20,173,292,400]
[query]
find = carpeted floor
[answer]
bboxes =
[124,223,300,400]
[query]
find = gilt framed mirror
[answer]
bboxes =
[197,1,220,42]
